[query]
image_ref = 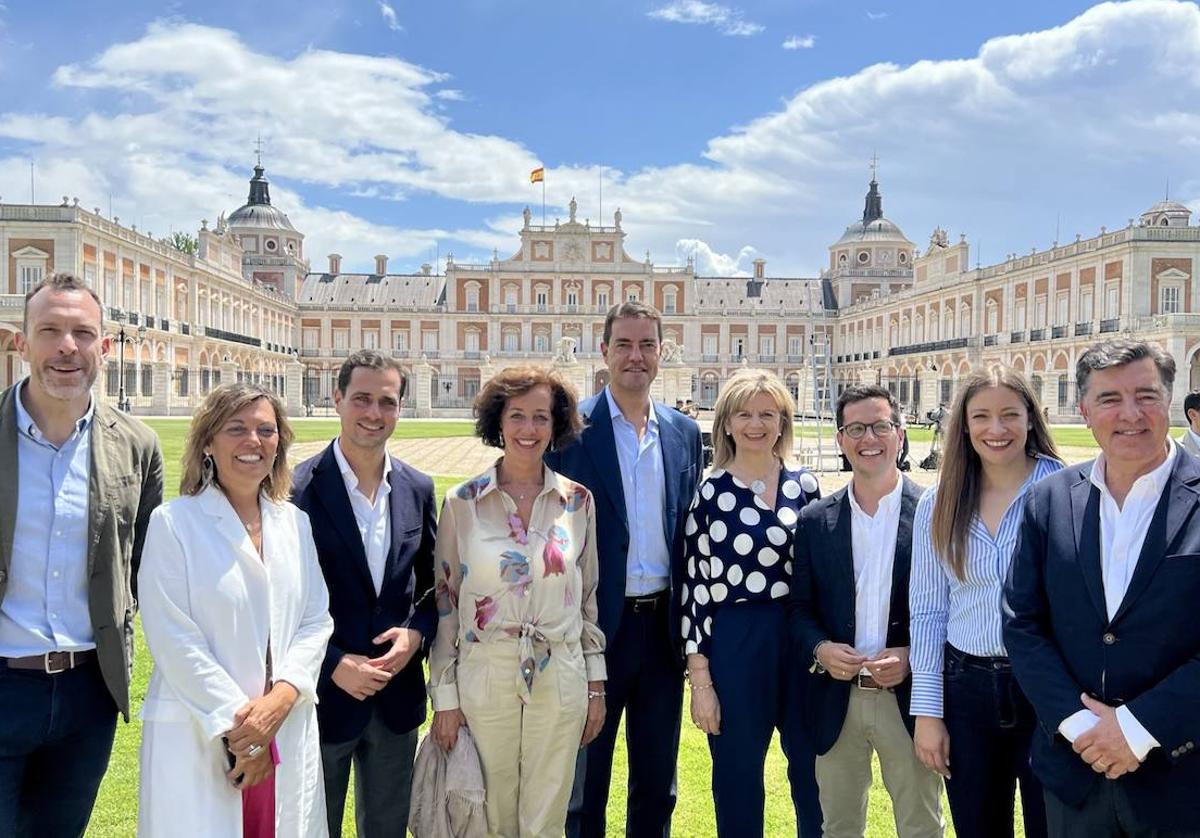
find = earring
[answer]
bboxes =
[202,453,215,485]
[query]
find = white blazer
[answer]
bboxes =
[137,486,333,838]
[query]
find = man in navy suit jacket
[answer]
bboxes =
[790,384,943,837]
[292,351,437,837]
[1005,340,1200,836]
[546,302,702,838]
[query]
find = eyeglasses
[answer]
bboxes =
[838,421,898,439]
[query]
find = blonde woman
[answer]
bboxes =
[682,369,823,836]
[909,366,1061,838]
[138,383,333,837]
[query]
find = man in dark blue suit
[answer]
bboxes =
[1005,339,1200,836]
[292,351,437,837]
[790,385,942,837]
[546,302,703,838]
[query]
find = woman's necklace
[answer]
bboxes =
[737,459,780,496]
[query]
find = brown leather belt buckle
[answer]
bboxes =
[44,651,74,674]
[626,593,666,613]
[3,650,93,673]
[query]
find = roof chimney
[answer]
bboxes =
[375,254,388,275]
[753,258,766,279]
[328,253,342,275]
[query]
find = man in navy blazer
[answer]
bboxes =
[1005,339,1200,836]
[546,302,703,838]
[790,384,943,837]
[292,351,437,837]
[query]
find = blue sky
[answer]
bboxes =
[1,0,1197,276]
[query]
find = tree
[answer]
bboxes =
[164,231,197,255]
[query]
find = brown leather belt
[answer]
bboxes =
[853,673,888,691]
[3,650,96,674]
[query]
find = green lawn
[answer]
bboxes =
[795,423,1106,449]
[86,418,1021,836]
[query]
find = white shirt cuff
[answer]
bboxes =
[1115,705,1160,762]
[1059,709,1100,742]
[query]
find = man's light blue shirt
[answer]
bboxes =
[0,379,96,657]
[604,386,670,596]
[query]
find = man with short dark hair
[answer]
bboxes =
[0,273,164,836]
[292,349,436,836]
[1005,338,1200,835]
[547,302,703,838]
[1179,390,1200,458]
[791,384,943,838]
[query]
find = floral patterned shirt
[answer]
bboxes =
[682,466,821,658]
[428,462,606,711]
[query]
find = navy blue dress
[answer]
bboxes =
[682,465,822,837]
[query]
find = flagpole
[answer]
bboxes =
[599,165,603,225]
[542,178,546,226]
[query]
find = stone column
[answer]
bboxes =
[285,357,305,417]
[413,356,434,418]
[917,367,939,419]
[1168,335,1189,425]
[151,362,170,415]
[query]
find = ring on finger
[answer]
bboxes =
[246,743,264,758]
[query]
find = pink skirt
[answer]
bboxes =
[241,740,280,838]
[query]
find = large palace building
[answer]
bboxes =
[2,164,1199,422]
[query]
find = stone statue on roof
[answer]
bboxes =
[614,207,622,229]
[569,196,577,223]
[523,206,531,228]
[929,227,949,249]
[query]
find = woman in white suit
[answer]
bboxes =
[137,383,333,837]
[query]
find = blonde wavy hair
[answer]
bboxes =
[711,369,796,469]
[180,382,295,502]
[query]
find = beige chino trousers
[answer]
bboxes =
[458,639,589,838]
[815,686,945,838]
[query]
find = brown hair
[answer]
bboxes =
[711,369,796,468]
[602,301,663,345]
[180,383,295,501]
[473,365,584,451]
[931,366,1059,580]
[336,349,408,399]
[23,272,105,332]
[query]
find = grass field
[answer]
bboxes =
[82,417,1069,835]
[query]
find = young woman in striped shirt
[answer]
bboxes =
[909,367,1062,838]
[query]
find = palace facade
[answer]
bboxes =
[2,164,1199,422]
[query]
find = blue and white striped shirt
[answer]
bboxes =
[909,456,1063,718]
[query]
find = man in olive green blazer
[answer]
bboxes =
[0,273,163,837]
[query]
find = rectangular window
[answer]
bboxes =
[465,331,480,353]
[393,330,409,351]
[1056,293,1069,325]
[19,265,43,295]
[333,330,349,349]
[1080,290,1094,323]
[1161,285,1181,314]
[597,291,609,310]
[1014,302,1027,332]
[1106,284,1120,318]
[733,337,745,358]
[759,336,775,358]
[422,331,438,351]
[503,332,519,352]
[986,307,998,334]
[363,330,379,349]
[567,290,578,307]
[302,329,319,349]
[788,336,803,357]
[1035,297,1047,328]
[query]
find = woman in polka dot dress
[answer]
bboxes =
[682,369,823,837]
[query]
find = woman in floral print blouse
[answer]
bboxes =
[427,366,606,838]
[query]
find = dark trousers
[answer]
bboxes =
[567,592,683,838]
[321,705,418,837]
[1044,783,1200,838]
[944,644,1046,838]
[707,600,822,838]
[0,659,118,838]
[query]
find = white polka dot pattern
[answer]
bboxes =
[680,467,821,657]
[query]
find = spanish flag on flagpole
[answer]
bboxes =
[530,167,545,184]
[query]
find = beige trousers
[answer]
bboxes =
[815,686,945,838]
[458,639,589,838]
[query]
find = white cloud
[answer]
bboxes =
[377,1,403,32]
[5,2,1200,277]
[647,1,764,37]
[675,239,756,276]
[865,11,888,21]
[782,34,816,50]
[434,88,466,101]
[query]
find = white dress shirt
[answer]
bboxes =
[604,387,670,596]
[333,439,392,595]
[847,474,904,661]
[1058,443,1177,761]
